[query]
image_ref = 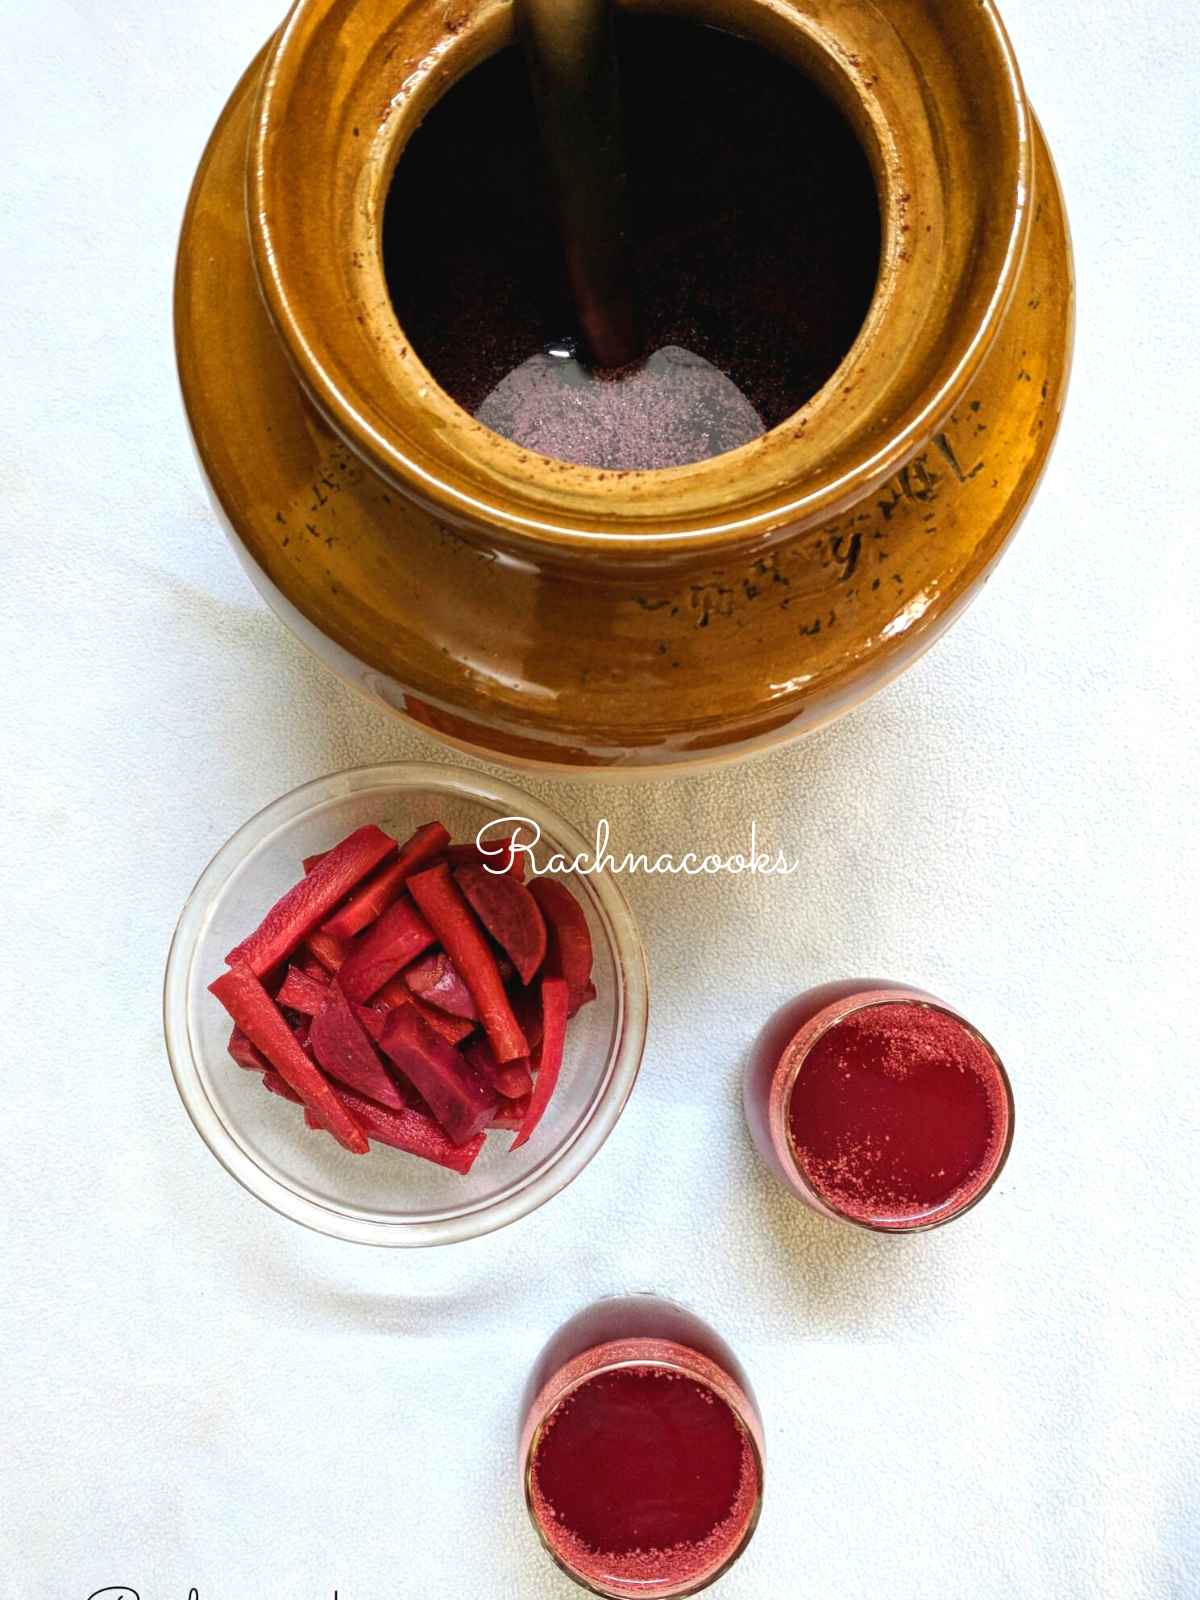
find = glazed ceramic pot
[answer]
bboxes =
[176,0,1072,774]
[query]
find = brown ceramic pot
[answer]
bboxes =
[176,0,1072,774]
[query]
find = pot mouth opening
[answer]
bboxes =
[381,14,883,476]
[251,0,1031,557]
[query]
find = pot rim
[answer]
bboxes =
[248,0,1033,560]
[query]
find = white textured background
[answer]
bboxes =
[1,1,1197,1596]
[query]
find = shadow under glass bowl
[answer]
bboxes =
[164,763,648,1246]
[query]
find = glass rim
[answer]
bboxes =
[519,1336,765,1600]
[767,985,1015,1235]
[163,761,649,1246]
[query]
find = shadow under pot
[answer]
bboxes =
[519,1296,764,1597]
[743,980,1014,1233]
[175,0,1072,774]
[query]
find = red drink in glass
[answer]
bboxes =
[519,1296,764,1598]
[744,980,1014,1232]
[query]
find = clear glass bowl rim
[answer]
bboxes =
[163,762,649,1246]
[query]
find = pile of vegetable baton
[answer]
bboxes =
[210,824,595,1173]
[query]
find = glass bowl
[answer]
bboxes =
[164,763,648,1246]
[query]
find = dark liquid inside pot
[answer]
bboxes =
[383,17,880,469]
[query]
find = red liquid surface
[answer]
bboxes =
[530,1364,757,1590]
[788,1002,1009,1226]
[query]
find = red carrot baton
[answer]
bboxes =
[226,824,396,976]
[210,963,368,1153]
[408,863,529,1062]
[511,978,569,1150]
